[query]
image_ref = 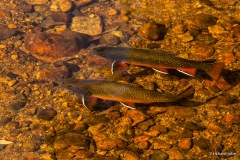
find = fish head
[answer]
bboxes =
[91,46,109,57]
[91,47,129,61]
[57,78,111,95]
[57,78,94,95]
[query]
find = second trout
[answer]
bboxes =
[57,78,195,110]
[92,47,223,81]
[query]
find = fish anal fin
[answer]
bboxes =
[120,102,136,109]
[177,68,196,76]
[177,86,195,99]
[152,67,168,74]
[82,95,98,111]
[112,61,129,74]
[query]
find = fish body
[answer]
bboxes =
[58,78,195,109]
[92,47,223,81]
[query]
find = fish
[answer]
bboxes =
[57,78,195,110]
[92,47,224,81]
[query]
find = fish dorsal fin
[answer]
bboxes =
[201,59,216,63]
[82,95,98,111]
[120,102,136,109]
[177,68,196,77]
[111,61,129,74]
[152,68,168,74]
[157,88,174,95]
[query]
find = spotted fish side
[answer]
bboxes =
[58,78,195,110]
[92,47,224,81]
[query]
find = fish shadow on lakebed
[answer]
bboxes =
[88,97,204,112]
[221,69,240,85]
[131,66,240,85]
[125,67,219,81]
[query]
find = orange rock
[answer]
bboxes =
[126,110,149,126]
[35,66,70,81]
[152,140,172,149]
[223,114,240,124]
[0,25,17,40]
[121,151,139,160]
[132,135,150,144]
[93,133,116,150]
[138,22,166,41]
[0,10,12,19]
[25,31,90,63]
[189,44,214,60]
[219,52,236,63]
[235,51,240,61]
[178,138,192,150]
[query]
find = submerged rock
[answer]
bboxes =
[178,138,192,150]
[25,0,48,5]
[189,44,215,60]
[150,151,168,160]
[58,0,73,12]
[35,66,71,81]
[193,137,210,150]
[25,30,91,63]
[54,132,90,150]
[76,0,92,8]
[0,25,17,40]
[223,114,240,124]
[71,16,102,36]
[37,108,57,121]
[0,117,12,126]
[186,14,218,29]
[138,22,167,41]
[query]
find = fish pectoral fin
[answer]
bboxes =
[120,102,136,109]
[152,67,168,74]
[112,61,129,74]
[82,95,98,111]
[177,68,196,77]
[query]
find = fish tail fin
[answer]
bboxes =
[205,62,224,81]
[177,86,195,100]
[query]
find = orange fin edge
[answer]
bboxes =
[112,61,129,74]
[177,86,195,99]
[207,62,224,81]
[82,95,98,111]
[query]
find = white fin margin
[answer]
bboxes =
[120,102,136,109]
[153,68,168,74]
[82,95,91,111]
[177,69,194,77]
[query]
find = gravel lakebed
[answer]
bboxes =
[0,0,240,159]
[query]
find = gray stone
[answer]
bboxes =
[71,16,102,36]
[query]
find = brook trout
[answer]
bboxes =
[58,78,195,110]
[92,47,223,81]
